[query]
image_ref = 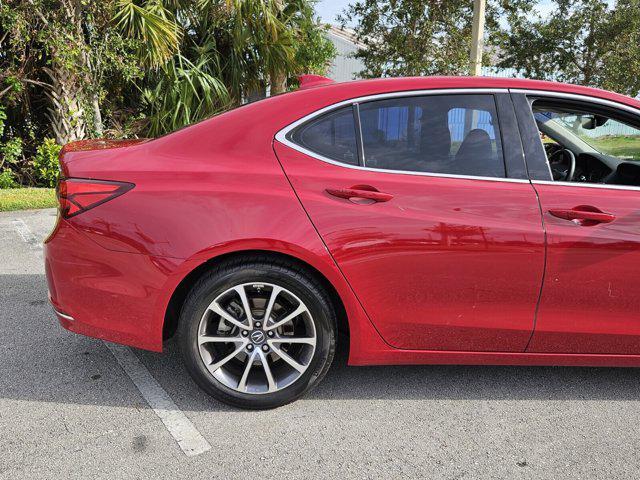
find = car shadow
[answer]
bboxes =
[4,273,640,412]
[142,329,640,412]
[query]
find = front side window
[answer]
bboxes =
[289,107,358,165]
[533,100,640,185]
[358,95,505,177]
[537,110,640,161]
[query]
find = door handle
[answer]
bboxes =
[548,206,615,225]
[325,186,393,204]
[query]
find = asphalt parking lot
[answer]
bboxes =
[2,208,640,479]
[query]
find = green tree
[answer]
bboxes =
[270,0,336,94]
[338,0,503,77]
[0,0,335,184]
[141,0,335,134]
[0,0,148,144]
[495,0,640,97]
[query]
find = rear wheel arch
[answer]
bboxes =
[163,250,350,346]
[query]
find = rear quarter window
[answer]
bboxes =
[288,107,359,165]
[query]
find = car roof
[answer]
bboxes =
[292,76,640,110]
[159,75,639,149]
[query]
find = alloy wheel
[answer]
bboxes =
[197,282,317,394]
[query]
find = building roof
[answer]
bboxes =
[325,25,367,50]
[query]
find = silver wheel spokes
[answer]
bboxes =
[197,283,317,394]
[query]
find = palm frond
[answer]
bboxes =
[144,52,231,135]
[113,0,182,68]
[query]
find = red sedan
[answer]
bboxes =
[45,75,640,409]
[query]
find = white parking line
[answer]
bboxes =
[12,216,211,457]
[12,218,43,252]
[105,343,211,457]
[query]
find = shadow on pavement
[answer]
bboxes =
[3,273,640,413]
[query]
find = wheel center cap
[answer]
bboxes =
[250,330,265,344]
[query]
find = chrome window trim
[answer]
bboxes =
[532,180,640,192]
[52,308,74,321]
[274,88,531,184]
[515,89,640,192]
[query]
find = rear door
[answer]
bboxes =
[275,91,545,352]
[513,92,640,354]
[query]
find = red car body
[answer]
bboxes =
[44,76,640,367]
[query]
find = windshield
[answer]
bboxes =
[540,111,640,161]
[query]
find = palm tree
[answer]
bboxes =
[4,0,330,145]
[6,0,182,144]
[137,0,301,134]
[113,0,182,69]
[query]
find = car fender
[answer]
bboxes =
[152,237,391,362]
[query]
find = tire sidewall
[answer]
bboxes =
[178,264,334,409]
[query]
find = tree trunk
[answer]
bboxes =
[41,0,93,145]
[83,46,103,137]
[91,92,103,137]
[43,64,87,145]
[269,71,287,96]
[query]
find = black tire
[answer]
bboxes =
[177,256,336,409]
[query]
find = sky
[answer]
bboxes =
[314,0,587,26]
[315,0,353,25]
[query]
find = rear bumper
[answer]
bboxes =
[44,219,177,351]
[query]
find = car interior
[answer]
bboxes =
[532,99,640,186]
[358,96,505,177]
[293,96,640,186]
[290,95,509,177]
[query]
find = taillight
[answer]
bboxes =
[57,178,134,218]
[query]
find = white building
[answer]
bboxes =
[324,26,366,82]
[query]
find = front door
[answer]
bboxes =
[275,92,545,352]
[515,93,640,354]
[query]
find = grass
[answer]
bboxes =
[581,135,640,161]
[0,188,57,212]
[543,133,640,161]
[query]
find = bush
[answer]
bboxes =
[0,137,23,164]
[33,138,62,187]
[0,169,17,188]
[0,136,22,189]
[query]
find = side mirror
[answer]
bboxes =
[581,114,609,130]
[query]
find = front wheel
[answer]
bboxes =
[177,258,336,409]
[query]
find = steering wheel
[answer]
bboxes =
[548,148,576,182]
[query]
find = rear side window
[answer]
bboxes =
[359,94,505,177]
[289,107,358,165]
